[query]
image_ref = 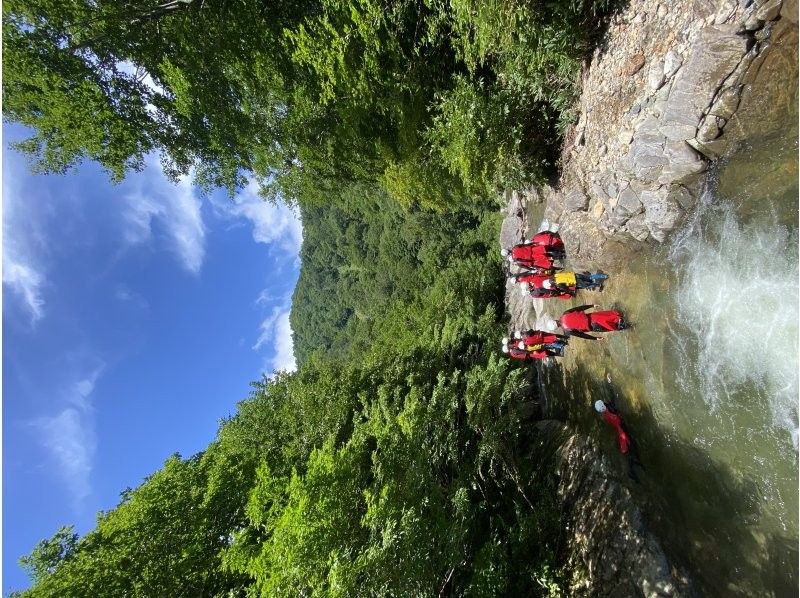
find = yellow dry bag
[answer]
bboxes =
[554,271,576,286]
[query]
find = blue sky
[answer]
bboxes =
[2,123,302,594]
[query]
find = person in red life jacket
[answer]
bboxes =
[594,399,630,453]
[512,329,570,346]
[501,337,565,359]
[529,230,565,256]
[501,243,561,271]
[559,305,627,339]
[513,272,574,300]
[595,373,645,481]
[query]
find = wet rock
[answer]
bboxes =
[641,188,684,241]
[756,0,782,21]
[667,184,697,211]
[781,0,798,21]
[709,85,743,119]
[625,212,652,241]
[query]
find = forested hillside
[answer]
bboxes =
[7,0,615,594]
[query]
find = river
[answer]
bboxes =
[535,24,798,596]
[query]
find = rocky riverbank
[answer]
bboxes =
[509,0,796,261]
[501,1,797,595]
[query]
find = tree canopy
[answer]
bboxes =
[4,0,612,200]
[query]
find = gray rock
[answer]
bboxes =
[564,187,589,212]
[625,212,651,241]
[618,128,635,145]
[617,187,644,214]
[709,85,742,119]
[659,25,751,140]
[641,188,684,240]
[658,141,707,184]
[663,50,683,78]
[609,187,644,227]
[634,163,666,183]
[687,135,730,159]
[668,185,697,211]
[648,60,666,90]
[697,115,726,141]
[756,0,782,21]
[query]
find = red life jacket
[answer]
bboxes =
[523,332,559,346]
[530,231,564,251]
[508,347,549,360]
[516,272,551,288]
[511,244,553,269]
[603,410,630,454]
[560,310,591,332]
[589,310,623,331]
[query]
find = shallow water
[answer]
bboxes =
[538,27,799,595]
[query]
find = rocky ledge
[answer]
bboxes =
[509,0,797,261]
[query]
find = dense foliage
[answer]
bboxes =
[8,0,618,595]
[15,200,571,596]
[4,0,612,200]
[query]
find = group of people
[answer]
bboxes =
[500,226,626,362]
[501,224,642,474]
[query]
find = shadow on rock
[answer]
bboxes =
[538,361,798,597]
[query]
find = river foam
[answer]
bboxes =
[669,193,799,448]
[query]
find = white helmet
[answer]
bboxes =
[502,337,508,344]
[517,341,525,350]
[543,279,554,289]
[501,345,509,353]
[500,248,509,257]
[594,400,607,413]
[513,331,522,339]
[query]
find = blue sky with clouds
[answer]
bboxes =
[2,123,302,593]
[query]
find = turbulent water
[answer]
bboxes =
[670,193,799,452]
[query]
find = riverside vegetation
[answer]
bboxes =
[6,0,617,595]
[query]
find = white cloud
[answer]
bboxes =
[253,306,297,374]
[33,367,103,507]
[3,258,45,322]
[121,160,205,274]
[3,158,48,323]
[213,180,303,257]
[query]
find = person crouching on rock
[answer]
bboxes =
[500,337,565,360]
[515,272,574,299]
[512,329,570,346]
[559,305,626,339]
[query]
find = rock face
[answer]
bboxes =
[509,0,791,262]
[531,421,686,597]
